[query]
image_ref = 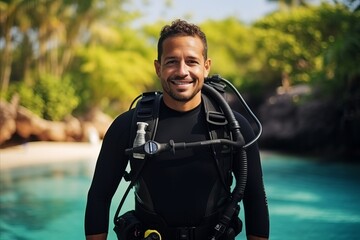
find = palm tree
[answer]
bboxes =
[0,0,29,98]
[0,0,96,98]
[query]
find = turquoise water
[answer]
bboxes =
[0,153,359,240]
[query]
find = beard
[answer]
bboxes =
[165,87,201,102]
[162,76,202,102]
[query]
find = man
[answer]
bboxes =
[85,19,269,240]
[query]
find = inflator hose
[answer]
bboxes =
[202,84,248,239]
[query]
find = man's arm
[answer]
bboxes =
[86,233,107,240]
[234,112,270,238]
[84,112,133,237]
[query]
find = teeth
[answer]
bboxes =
[172,80,191,85]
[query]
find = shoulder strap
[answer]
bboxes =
[130,91,162,142]
[114,92,162,223]
[124,91,162,181]
[202,93,234,191]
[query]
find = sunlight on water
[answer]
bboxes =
[271,204,360,223]
[258,154,360,240]
[269,190,321,202]
[0,153,359,240]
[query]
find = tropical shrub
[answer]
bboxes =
[8,74,79,121]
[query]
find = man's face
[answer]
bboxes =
[154,35,211,110]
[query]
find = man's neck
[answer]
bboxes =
[162,94,201,112]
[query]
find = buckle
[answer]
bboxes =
[177,227,195,240]
[207,111,228,126]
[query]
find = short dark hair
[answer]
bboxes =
[157,19,208,61]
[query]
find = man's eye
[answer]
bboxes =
[165,60,176,65]
[187,60,199,65]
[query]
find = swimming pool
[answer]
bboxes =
[1,153,359,240]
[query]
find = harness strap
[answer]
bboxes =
[114,92,162,224]
[126,92,162,181]
[132,92,162,143]
[202,94,234,191]
[135,201,222,240]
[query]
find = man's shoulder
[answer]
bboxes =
[110,109,135,127]
[233,111,250,126]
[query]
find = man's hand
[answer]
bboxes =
[86,233,107,240]
[248,235,268,240]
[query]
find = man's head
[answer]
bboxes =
[157,19,208,61]
[155,19,211,111]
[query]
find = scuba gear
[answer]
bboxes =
[113,75,262,240]
[144,230,161,240]
[133,122,149,159]
[134,200,242,240]
[113,210,143,240]
[205,75,262,148]
[113,211,162,240]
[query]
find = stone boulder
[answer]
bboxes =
[0,101,113,146]
[0,99,18,144]
[258,85,338,151]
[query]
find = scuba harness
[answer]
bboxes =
[113,75,262,240]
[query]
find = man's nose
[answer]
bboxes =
[177,61,189,76]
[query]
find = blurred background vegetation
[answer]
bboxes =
[1,0,359,157]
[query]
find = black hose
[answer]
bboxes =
[202,84,244,145]
[202,84,248,240]
[219,77,262,148]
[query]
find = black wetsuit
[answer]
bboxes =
[85,100,269,238]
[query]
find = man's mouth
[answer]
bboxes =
[170,79,194,85]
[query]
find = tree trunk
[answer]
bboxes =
[0,17,13,98]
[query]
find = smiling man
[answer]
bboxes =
[155,32,211,111]
[85,19,269,240]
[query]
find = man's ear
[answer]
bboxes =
[154,59,161,78]
[204,58,212,77]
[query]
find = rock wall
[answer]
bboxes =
[257,85,360,157]
[0,99,112,146]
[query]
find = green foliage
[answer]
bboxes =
[253,2,359,93]
[8,82,45,117]
[36,74,79,121]
[201,19,251,80]
[198,3,359,101]
[3,0,358,119]
[72,26,157,115]
[201,18,260,97]
[201,16,316,98]
[8,74,79,121]
[317,8,360,99]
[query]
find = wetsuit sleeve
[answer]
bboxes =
[84,110,133,235]
[234,112,270,238]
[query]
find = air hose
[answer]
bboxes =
[202,84,248,240]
